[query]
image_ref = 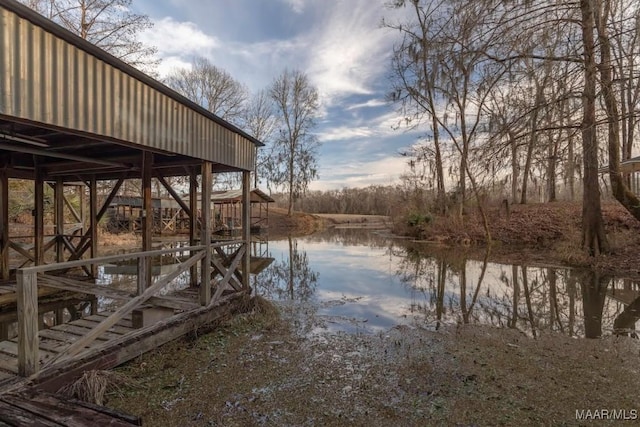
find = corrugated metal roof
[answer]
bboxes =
[211,189,275,203]
[108,189,274,208]
[599,155,640,174]
[0,0,259,172]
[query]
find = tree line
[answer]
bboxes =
[386,0,640,254]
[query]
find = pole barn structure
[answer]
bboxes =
[0,0,260,389]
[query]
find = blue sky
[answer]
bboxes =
[133,0,420,191]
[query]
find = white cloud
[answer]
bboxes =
[303,1,399,103]
[346,99,389,110]
[155,56,193,78]
[311,156,407,191]
[141,17,219,67]
[316,111,416,143]
[317,126,374,142]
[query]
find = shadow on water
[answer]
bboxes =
[256,228,640,338]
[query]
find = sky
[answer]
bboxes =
[132,0,421,191]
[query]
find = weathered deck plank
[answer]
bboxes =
[0,390,141,426]
[71,318,132,335]
[53,324,124,341]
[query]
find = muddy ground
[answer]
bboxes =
[101,202,640,425]
[106,301,640,426]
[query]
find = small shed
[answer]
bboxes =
[599,156,640,196]
[211,189,274,234]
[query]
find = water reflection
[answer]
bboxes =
[259,237,318,301]
[257,228,640,338]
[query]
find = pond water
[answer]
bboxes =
[257,227,640,338]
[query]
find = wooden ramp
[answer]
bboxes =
[0,389,140,426]
[0,290,244,392]
[0,313,137,380]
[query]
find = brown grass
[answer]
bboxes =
[60,370,132,405]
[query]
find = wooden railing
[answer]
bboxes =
[16,240,246,376]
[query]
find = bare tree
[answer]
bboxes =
[243,89,277,188]
[387,0,511,242]
[165,57,248,124]
[21,0,158,72]
[596,0,640,223]
[268,69,320,216]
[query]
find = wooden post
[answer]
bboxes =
[55,178,64,263]
[55,308,64,326]
[88,177,98,276]
[137,256,148,296]
[90,296,98,315]
[0,323,8,340]
[200,162,212,305]
[0,168,8,280]
[242,171,251,290]
[34,166,44,266]
[142,152,153,288]
[189,168,198,287]
[17,269,39,376]
[78,184,86,236]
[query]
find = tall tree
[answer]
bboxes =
[21,0,158,72]
[165,57,248,124]
[268,69,320,216]
[243,89,277,188]
[387,0,509,242]
[580,0,609,254]
[595,0,640,221]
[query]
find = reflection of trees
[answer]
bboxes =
[577,270,610,338]
[396,246,490,328]
[461,249,490,324]
[614,297,640,337]
[257,236,318,301]
[303,228,392,250]
[393,240,632,337]
[265,230,636,338]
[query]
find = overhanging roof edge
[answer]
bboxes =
[0,0,264,148]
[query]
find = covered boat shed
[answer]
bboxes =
[600,156,640,196]
[0,0,262,382]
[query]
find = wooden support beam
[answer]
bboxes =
[137,257,147,296]
[200,162,212,305]
[17,270,39,376]
[55,178,64,264]
[141,152,153,289]
[64,190,82,224]
[34,164,44,266]
[63,177,123,265]
[0,168,8,280]
[189,168,198,287]
[78,184,86,237]
[157,175,191,217]
[212,246,246,302]
[9,242,35,263]
[242,171,251,290]
[89,176,98,277]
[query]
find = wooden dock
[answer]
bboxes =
[0,389,141,426]
[0,238,255,426]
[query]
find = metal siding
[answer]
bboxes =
[0,6,256,170]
